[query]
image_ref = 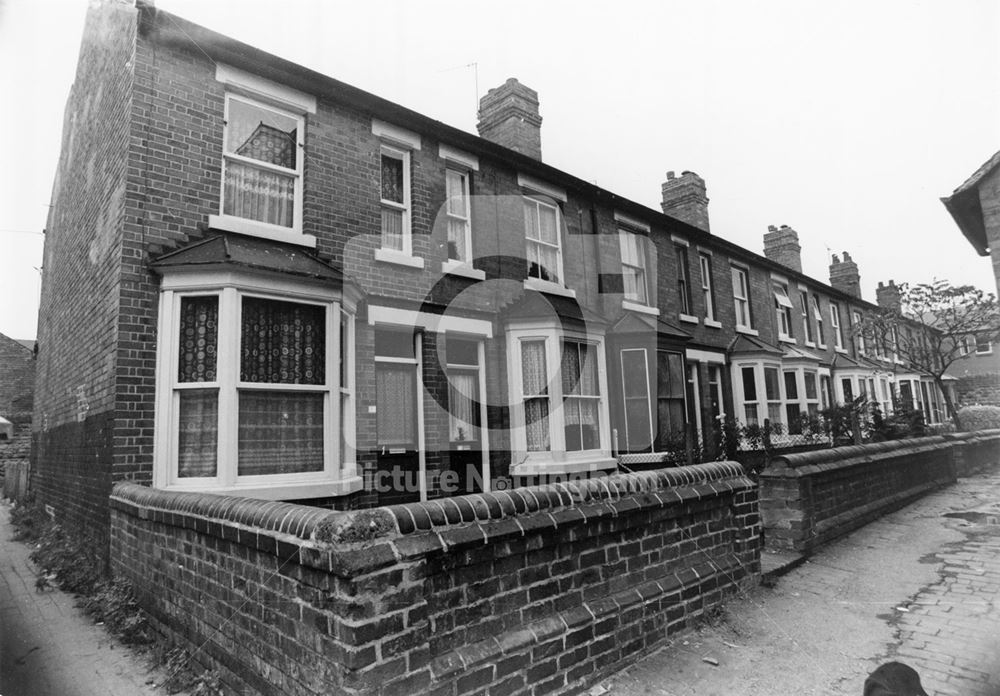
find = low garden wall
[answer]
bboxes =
[110,462,760,696]
[759,433,1000,554]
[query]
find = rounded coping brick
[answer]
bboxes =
[770,435,950,469]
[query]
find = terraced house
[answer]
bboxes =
[33,0,950,546]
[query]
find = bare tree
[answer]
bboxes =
[853,280,1000,430]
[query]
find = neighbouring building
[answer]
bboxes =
[942,149,1000,297]
[33,0,950,546]
[0,332,34,489]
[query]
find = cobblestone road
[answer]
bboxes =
[603,467,1000,696]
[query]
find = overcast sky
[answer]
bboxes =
[2,0,998,340]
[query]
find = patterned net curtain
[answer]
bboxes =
[224,98,297,228]
[237,297,326,476]
[521,340,550,451]
[177,296,219,477]
[447,372,478,442]
[561,342,599,451]
[376,366,416,446]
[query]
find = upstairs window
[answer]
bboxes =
[445,169,472,263]
[524,196,563,284]
[732,266,752,330]
[853,310,865,354]
[800,291,814,344]
[619,231,648,304]
[222,95,303,231]
[976,334,993,354]
[830,302,844,349]
[676,245,692,315]
[700,254,716,322]
[811,294,825,346]
[380,146,411,253]
[773,282,794,340]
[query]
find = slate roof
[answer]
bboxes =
[941,149,1000,256]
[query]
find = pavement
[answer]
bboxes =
[0,501,172,696]
[601,465,1000,696]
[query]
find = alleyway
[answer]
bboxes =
[0,502,172,696]
[601,467,1000,696]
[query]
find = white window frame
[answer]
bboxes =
[800,289,815,346]
[153,272,362,499]
[506,324,613,474]
[211,93,311,247]
[377,144,413,254]
[975,334,993,354]
[853,310,866,355]
[811,294,826,348]
[619,348,654,453]
[773,282,795,342]
[440,167,483,279]
[732,359,783,429]
[619,230,649,305]
[731,265,754,333]
[523,194,566,289]
[700,253,718,325]
[830,301,844,350]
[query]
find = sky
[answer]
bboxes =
[1,0,999,341]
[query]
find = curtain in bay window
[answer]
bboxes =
[521,341,550,451]
[177,389,218,477]
[178,296,218,382]
[237,391,324,475]
[240,298,325,385]
[448,371,478,442]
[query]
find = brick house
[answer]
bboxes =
[33,1,949,546]
[942,149,1000,298]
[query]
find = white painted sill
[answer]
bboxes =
[441,260,486,280]
[778,336,797,345]
[208,214,317,248]
[375,248,425,269]
[704,319,722,329]
[621,300,660,316]
[523,278,577,298]
[679,314,699,324]
[735,326,759,337]
[511,456,617,477]
[159,475,364,500]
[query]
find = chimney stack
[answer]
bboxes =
[876,280,902,312]
[763,224,802,273]
[661,171,710,232]
[829,251,862,298]
[477,78,542,160]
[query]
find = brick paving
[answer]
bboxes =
[603,466,1000,696]
[0,502,170,696]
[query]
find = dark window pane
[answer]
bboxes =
[764,367,780,401]
[742,367,757,402]
[621,349,648,395]
[240,298,325,384]
[381,154,404,203]
[446,338,478,366]
[227,98,298,169]
[375,328,416,359]
[804,372,817,400]
[783,371,798,400]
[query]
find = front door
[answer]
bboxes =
[375,328,421,505]
[446,337,485,495]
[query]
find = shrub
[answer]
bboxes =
[957,404,1000,432]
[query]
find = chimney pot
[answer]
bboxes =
[667,171,676,180]
[829,251,862,299]
[768,225,778,232]
[763,224,802,272]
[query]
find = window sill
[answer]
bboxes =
[803,341,816,348]
[511,456,617,477]
[735,326,759,337]
[441,260,485,280]
[208,214,316,248]
[679,313,699,325]
[835,347,848,354]
[621,300,660,316]
[523,278,576,298]
[375,248,425,269]
[160,475,364,501]
[817,344,828,350]
[778,336,797,344]
[704,319,722,329]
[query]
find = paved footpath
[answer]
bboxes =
[0,501,174,696]
[601,466,1000,696]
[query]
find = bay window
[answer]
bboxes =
[154,277,359,498]
[508,326,611,471]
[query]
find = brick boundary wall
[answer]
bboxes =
[759,433,1000,555]
[110,462,760,696]
[945,430,1000,477]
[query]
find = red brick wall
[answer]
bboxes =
[759,436,970,554]
[0,334,34,421]
[32,2,137,542]
[110,462,760,696]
